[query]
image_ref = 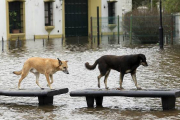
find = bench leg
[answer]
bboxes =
[161,97,176,110]
[38,96,53,105]
[95,96,103,107]
[86,96,94,107]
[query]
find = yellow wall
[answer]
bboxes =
[88,0,101,18]
[88,0,101,36]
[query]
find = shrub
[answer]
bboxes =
[123,8,172,44]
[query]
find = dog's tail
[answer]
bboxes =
[85,60,98,70]
[13,70,22,75]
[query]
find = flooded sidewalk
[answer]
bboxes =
[0,38,180,119]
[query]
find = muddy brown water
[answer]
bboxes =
[0,38,180,120]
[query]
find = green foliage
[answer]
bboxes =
[123,9,172,43]
[163,0,180,13]
[132,0,158,9]
[132,0,144,9]
[146,0,159,9]
[9,11,21,30]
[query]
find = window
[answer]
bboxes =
[45,2,53,26]
[108,2,116,24]
[9,1,23,33]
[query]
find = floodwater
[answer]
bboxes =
[0,38,180,120]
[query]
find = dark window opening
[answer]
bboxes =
[108,2,116,24]
[9,1,23,33]
[45,2,53,26]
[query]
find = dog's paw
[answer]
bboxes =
[137,87,142,90]
[116,87,124,90]
[105,87,109,90]
[18,88,25,90]
[116,88,120,90]
[98,84,100,88]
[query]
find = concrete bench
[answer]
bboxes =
[70,88,180,110]
[0,88,68,105]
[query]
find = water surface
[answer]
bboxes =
[0,38,180,120]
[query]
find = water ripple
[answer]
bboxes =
[0,39,180,119]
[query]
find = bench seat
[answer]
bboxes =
[0,88,68,105]
[70,88,180,110]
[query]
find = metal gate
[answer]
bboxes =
[65,0,88,37]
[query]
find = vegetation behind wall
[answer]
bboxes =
[123,8,173,44]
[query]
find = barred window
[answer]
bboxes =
[45,2,53,26]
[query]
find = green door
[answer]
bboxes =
[65,0,88,37]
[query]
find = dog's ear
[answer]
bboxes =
[138,54,146,61]
[138,54,148,66]
[57,58,62,66]
[65,60,68,63]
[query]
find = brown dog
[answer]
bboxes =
[13,57,69,90]
[85,54,148,90]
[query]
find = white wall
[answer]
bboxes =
[0,0,131,41]
[101,0,132,17]
[120,0,132,15]
[0,0,7,40]
[25,0,63,39]
[174,13,180,41]
[100,0,132,33]
[0,0,63,40]
[53,0,63,35]
[100,0,132,44]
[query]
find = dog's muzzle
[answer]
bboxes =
[63,69,69,74]
[141,62,148,66]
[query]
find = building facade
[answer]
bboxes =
[0,0,132,41]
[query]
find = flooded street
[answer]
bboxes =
[0,38,180,120]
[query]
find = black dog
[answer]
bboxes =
[85,54,148,90]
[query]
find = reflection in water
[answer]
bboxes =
[0,103,61,120]
[0,38,180,119]
[65,37,90,52]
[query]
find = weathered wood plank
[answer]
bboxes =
[0,88,68,97]
[70,88,180,97]
[0,88,69,105]
[70,88,180,110]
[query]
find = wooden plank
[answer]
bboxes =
[70,88,180,98]
[0,88,68,97]
[0,88,68,105]
[161,97,176,110]
[70,88,180,110]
